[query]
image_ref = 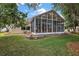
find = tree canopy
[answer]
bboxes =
[54,3,79,32]
[0,3,27,29]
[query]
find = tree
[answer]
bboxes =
[54,3,79,32]
[0,3,27,31]
[26,3,40,10]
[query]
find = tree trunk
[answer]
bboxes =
[73,26,76,32]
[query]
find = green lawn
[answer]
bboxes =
[0,34,79,56]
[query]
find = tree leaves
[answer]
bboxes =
[0,3,27,28]
[54,3,79,32]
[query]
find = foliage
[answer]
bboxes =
[54,3,79,32]
[26,3,40,10]
[0,3,27,29]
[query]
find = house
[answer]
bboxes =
[27,10,64,35]
[76,26,79,32]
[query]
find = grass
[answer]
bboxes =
[0,32,7,37]
[0,34,79,56]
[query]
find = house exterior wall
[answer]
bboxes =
[76,26,79,32]
[31,10,64,35]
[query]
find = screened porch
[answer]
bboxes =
[31,11,64,34]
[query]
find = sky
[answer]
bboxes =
[17,3,63,19]
[17,3,54,18]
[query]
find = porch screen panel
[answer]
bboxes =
[42,19,47,32]
[36,18,41,33]
[53,21,64,32]
[60,21,64,32]
[57,21,61,32]
[53,21,56,32]
[31,19,34,32]
[48,20,52,32]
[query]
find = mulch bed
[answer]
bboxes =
[67,42,79,55]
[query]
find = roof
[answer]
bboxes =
[28,10,64,22]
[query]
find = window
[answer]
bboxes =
[26,26,30,30]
